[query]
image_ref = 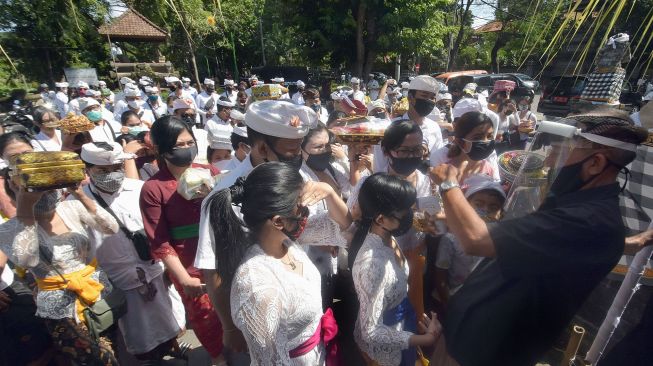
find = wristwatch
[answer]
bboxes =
[439,180,460,193]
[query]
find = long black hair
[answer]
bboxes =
[149,115,195,156]
[349,173,416,268]
[381,119,422,155]
[204,162,305,284]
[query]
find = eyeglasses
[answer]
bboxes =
[392,146,424,158]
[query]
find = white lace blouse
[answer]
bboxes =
[348,171,431,251]
[231,242,325,365]
[0,199,118,320]
[353,232,412,366]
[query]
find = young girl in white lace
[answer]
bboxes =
[351,173,441,366]
[204,162,341,365]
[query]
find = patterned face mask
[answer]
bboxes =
[91,170,125,193]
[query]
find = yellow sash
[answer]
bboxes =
[36,258,104,323]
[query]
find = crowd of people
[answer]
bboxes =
[0,71,651,366]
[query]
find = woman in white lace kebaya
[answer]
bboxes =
[204,162,343,365]
[0,173,120,364]
[351,173,441,366]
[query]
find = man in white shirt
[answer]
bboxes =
[220,79,238,103]
[98,80,115,105]
[196,78,218,125]
[303,88,329,124]
[194,100,317,361]
[79,141,182,359]
[244,75,258,97]
[350,77,365,102]
[165,76,196,103]
[291,80,306,105]
[114,87,154,126]
[54,81,70,117]
[80,97,122,143]
[113,76,135,104]
[67,80,90,116]
[227,125,250,170]
[181,77,198,99]
[145,86,167,120]
[374,75,444,172]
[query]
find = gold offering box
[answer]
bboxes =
[9,151,86,191]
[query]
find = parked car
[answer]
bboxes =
[438,72,539,102]
[539,75,641,117]
[538,75,587,117]
[434,70,488,85]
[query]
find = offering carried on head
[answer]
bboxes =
[329,116,389,144]
[59,113,95,134]
[8,151,86,191]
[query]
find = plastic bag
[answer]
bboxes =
[176,167,215,200]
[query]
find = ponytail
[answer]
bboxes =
[204,177,250,284]
[348,218,373,270]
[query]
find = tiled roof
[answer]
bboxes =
[474,21,504,34]
[99,7,168,41]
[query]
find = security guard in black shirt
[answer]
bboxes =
[429,113,649,366]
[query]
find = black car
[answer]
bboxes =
[446,73,539,102]
[538,75,641,117]
[538,75,587,117]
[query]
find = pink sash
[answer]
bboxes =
[289,308,340,365]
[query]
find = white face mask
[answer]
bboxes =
[167,107,174,115]
[370,91,379,100]
[212,159,232,171]
[401,90,408,97]
[128,100,143,109]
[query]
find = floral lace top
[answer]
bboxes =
[0,199,118,320]
[353,232,412,366]
[231,242,325,365]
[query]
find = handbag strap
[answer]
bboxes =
[89,188,134,240]
[37,245,68,284]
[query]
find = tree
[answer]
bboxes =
[448,0,475,71]
[0,0,111,84]
[275,0,451,78]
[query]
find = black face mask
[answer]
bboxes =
[382,211,414,237]
[268,144,303,171]
[181,114,196,127]
[165,145,198,167]
[465,140,496,161]
[207,87,215,93]
[306,151,332,171]
[169,86,177,92]
[311,103,321,113]
[413,98,436,117]
[548,154,608,197]
[374,111,387,119]
[389,156,422,176]
[505,109,514,116]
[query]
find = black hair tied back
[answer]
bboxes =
[229,177,246,206]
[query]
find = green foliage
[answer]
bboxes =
[0,0,111,83]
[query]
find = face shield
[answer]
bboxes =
[502,120,639,219]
